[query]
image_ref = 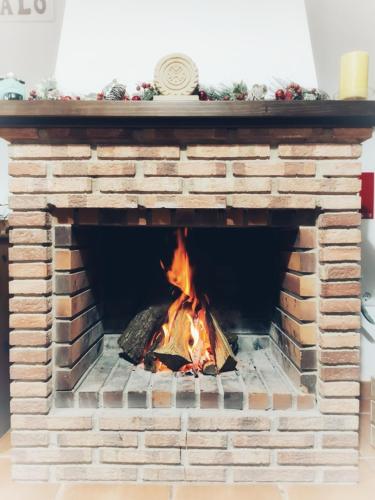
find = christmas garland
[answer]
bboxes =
[27,77,329,102]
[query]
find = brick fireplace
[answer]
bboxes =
[2,100,374,484]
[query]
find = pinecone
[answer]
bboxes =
[105,82,127,100]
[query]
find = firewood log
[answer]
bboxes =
[152,308,192,371]
[209,312,237,373]
[118,304,169,365]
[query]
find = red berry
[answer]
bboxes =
[198,90,208,101]
[30,89,37,98]
[132,95,141,101]
[285,90,294,100]
[141,82,147,89]
[275,89,285,100]
[223,95,230,101]
[97,92,104,100]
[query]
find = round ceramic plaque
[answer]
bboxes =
[154,53,199,96]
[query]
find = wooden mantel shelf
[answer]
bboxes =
[0,100,375,128]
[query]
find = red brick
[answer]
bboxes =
[13,448,91,464]
[100,448,180,464]
[55,466,137,482]
[9,330,51,347]
[53,161,136,177]
[319,229,361,245]
[10,144,91,160]
[277,450,358,465]
[9,162,47,177]
[10,380,52,398]
[321,366,360,382]
[10,362,52,381]
[278,415,359,431]
[232,433,314,448]
[54,249,83,271]
[320,281,360,297]
[84,194,138,209]
[320,333,360,349]
[187,145,270,159]
[10,396,52,414]
[145,433,186,448]
[322,432,359,448]
[318,196,361,210]
[8,212,50,227]
[230,194,316,209]
[320,298,360,313]
[9,263,52,279]
[320,264,360,280]
[10,347,52,364]
[233,161,316,177]
[278,178,360,194]
[11,431,50,447]
[11,414,92,430]
[187,450,270,465]
[10,297,52,314]
[9,279,52,295]
[9,195,47,210]
[320,349,360,365]
[97,146,180,159]
[9,246,51,263]
[187,178,271,193]
[188,416,270,431]
[319,398,359,414]
[57,432,138,448]
[318,212,361,228]
[10,177,92,193]
[279,144,361,159]
[10,313,52,330]
[98,178,182,193]
[319,381,360,397]
[318,162,361,177]
[319,246,360,262]
[9,228,50,244]
[55,289,95,318]
[99,415,181,431]
[143,161,226,177]
[139,194,226,209]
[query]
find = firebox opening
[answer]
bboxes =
[54,221,318,410]
[88,226,284,340]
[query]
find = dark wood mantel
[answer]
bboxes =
[0,100,374,144]
[0,100,374,127]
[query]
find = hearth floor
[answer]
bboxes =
[66,336,315,411]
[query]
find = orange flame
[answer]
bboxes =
[154,228,215,372]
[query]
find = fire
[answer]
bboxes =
[152,228,216,373]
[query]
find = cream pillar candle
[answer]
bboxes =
[339,51,369,100]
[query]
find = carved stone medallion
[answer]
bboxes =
[154,53,199,96]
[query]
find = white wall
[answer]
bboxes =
[55,0,316,94]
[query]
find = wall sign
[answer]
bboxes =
[361,172,374,219]
[0,0,54,22]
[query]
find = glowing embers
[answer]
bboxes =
[144,229,236,374]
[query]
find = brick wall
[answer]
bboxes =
[7,134,365,483]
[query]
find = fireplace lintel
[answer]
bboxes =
[0,101,374,139]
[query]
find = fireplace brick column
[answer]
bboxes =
[6,133,367,483]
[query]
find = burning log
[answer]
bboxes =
[153,308,193,371]
[118,304,169,365]
[209,312,237,373]
[118,228,238,375]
